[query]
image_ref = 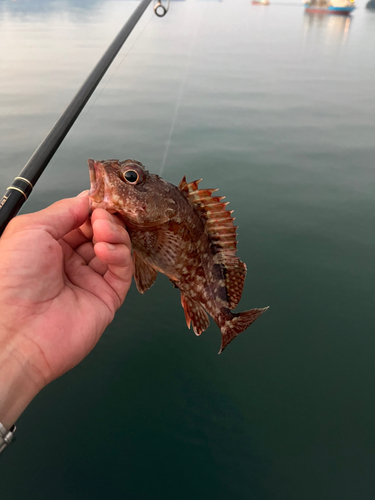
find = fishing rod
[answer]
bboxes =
[0,0,169,237]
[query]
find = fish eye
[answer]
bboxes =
[123,170,139,184]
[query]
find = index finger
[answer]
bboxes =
[63,208,127,250]
[92,209,130,248]
[91,208,126,229]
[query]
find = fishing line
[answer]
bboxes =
[80,0,170,128]
[68,10,155,140]
[159,4,206,176]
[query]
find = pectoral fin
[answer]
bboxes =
[133,251,158,294]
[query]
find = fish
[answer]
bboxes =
[88,158,268,353]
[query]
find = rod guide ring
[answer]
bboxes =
[154,2,168,16]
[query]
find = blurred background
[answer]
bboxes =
[1,0,374,498]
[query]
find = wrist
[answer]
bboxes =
[0,332,45,429]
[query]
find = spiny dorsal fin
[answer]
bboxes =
[179,176,246,309]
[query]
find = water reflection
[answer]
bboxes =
[303,10,351,45]
[2,1,375,499]
[0,0,223,17]
[0,0,138,15]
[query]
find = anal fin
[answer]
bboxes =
[180,294,210,336]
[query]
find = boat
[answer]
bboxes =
[304,0,355,14]
[252,0,269,5]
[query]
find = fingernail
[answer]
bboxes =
[105,243,116,251]
[78,190,88,197]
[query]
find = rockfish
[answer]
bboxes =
[88,159,268,353]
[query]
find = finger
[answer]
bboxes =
[91,208,127,230]
[62,217,93,249]
[66,241,108,275]
[94,242,132,267]
[92,218,131,248]
[88,256,109,276]
[5,192,90,241]
[74,241,96,264]
[64,207,124,250]
[94,242,133,305]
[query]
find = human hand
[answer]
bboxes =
[0,192,133,428]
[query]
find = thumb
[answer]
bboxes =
[5,192,90,241]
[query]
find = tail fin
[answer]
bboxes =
[219,307,269,354]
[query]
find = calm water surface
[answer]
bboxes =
[1,0,375,498]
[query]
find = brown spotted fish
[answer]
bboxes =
[88,159,268,353]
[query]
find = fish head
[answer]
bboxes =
[88,159,177,227]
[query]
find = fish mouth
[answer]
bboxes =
[88,159,103,201]
[87,158,117,213]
